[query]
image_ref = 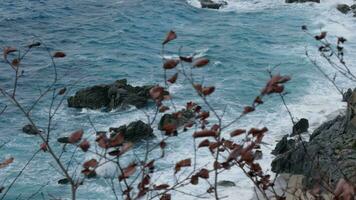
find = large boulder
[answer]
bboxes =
[271,89,356,187]
[109,120,154,142]
[199,0,227,9]
[68,79,153,110]
[336,4,351,14]
[285,0,320,3]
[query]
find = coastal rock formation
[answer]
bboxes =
[199,0,227,9]
[271,89,356,187]
[285,0,320,3]
[67,79,153,110]
[109,120,154,142]
[336,3,356,16]
[158,109,195,131]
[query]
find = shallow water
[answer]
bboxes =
[0,0,355,199]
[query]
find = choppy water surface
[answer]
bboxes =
[0,0,355,199]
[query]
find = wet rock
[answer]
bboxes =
[109,120,154,142]
[217,180,236,187]
[22,124,40,135]
[271,135,296,155]
[291,118,309,136]
[158,109,195,131]
[68,79,153,110]
[285,0,320,3]
[272,89,356,187]
[199,0,227,9]
[337,4,351,14]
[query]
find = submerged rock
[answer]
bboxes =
[109,120,154,142]
[22,124,41,135]
[199,0,227,9]
[285,0,319,3]
[67,79,153,110]
[217,180,236,187]
[272,89,356,187]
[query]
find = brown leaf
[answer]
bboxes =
[154,184,170,190]
[109,132,125,147]
[334,178,355,200]
[175,158,191,173]
[159,105,170,113]
[230,129,246,137]
[149,86,164,100]
[202,86,215,96]
[197,168,209,179]
[68,129,83,143]
[79,139,90,152]
[83,159,98,168]
[190,175,199,185]
[3,47,17,59]
[160,194,171,200]
[119,163,137,181]
[162,30,177,45]
[198,139,210,148]
[193,130,217,138]
[243,106,255,114]
[199,111,210,120]
[193,58,209,68]
[12,59,19,66]
[0,157,14,169]
[53,51,66,58]
[167,73,178,84]
[163,59,179,70]
[315,31,327,40]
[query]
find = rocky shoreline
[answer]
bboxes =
[271,89,356,192]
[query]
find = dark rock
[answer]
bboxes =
[337,4,351,14]
[271,135,296,155]
[109,120,154,142]
[285,0,320,3]
[199,0,227,9]
[22,124,40,135]
[68,79,153,110]
[272,89,356,187]
[351,4,356,10]
[291,118,309,136]
[217,180,236,187]
[158,109,195,131]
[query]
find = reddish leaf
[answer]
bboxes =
[3,47,17,59]
[40,143,48,152]
[243,106,255,114]
[213,161,222,170]
[12,59,19,66]
[211,124,220,131]
[119,163,137,181]
[83,159,98,168]
[175,158,191,173]
[163,59,179,70]
[167,73,178,84]
[254,96,263,105]
[0,157,14,169]
[193,58,209,68]
[202,86,215,96]
[162,30,177,45]
[197,168,209,179]
[315,31,327,40]
[199,111,210,120]
[198,139,210,148]
[149,86,164,100]
[193,130,217,138]
[230,129,246,137]
[248,127,268,137]
[109,132,125,147]
[79,139,90,152]
[162,123,177,135]
[193,84,203,93]
[68,129,83,143]
[53,51,66,58]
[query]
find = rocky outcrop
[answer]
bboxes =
[336,3,356,16]
[199,0,227,9]
[271,89,356,187]
[22,124,41,135]
[67,79,153,110]
[285,0,320,3]
[158,109,195,131]
[109,120,154,142]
